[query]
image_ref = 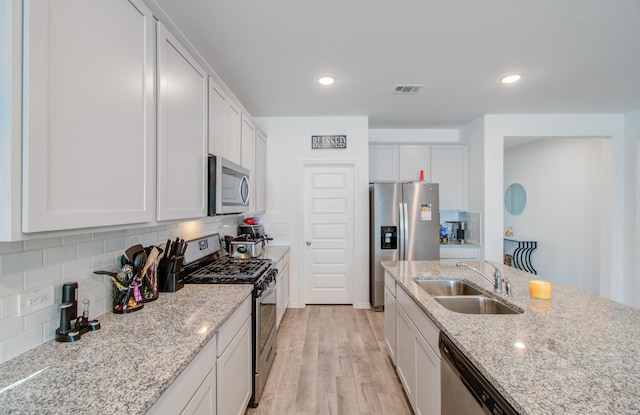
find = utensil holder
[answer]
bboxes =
[140,262,159,302]
[112,282,144,314]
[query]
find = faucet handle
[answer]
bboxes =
[504,278,512,298]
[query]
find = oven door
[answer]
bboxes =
[253,271,277,406]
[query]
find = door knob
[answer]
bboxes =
[306,241,311,246]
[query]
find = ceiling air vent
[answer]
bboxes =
[393,84,423,94]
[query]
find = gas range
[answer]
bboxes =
[185,257,275,284]
[179,232,278,408]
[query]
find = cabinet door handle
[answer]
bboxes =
[306,241,311,246]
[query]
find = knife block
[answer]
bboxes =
[158,256,185,292]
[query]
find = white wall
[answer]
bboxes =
[255,116,370,309]
[504,138,611,295]
[466,114,631,305]
[625,108,640,308]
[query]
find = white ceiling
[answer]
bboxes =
[152,0,640,129]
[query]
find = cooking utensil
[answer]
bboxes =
[139,246,160,281]
[94,270,118,277]
[125,244,144,263]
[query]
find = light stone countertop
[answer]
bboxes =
[261,244,290,263]
[382,260,640,415]
[0,284,253,415]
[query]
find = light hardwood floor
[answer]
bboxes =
[246,306,413,415]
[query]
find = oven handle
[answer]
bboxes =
[255,277,277,298]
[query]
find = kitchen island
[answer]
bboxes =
[0,284,253,414]
[382,260,640,414]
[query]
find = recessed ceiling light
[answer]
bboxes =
[500,74,522,84]
[318,76,335,86]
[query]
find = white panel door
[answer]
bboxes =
[303,164,355,304]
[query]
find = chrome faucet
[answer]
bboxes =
[457,261,503,294]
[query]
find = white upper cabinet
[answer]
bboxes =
[369,144,469,211]
[241,115,256,210]
[21,0,156,232]
[226,102,242,165]
[399,145,430,182]
[156,22,207,221]
[208,78,227,158]
[255,131,267,213]
[369,145,399,181]
[430,145,468,211]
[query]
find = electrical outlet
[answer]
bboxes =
[19,286,55,316]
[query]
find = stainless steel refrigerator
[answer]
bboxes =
[369,182,440,311]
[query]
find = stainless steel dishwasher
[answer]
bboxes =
[439,333,519,415]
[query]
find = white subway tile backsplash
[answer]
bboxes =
[0,315,23,342]
[1,294,19,319]
[104,237,127,254]
[24,265,62,291]
[62,258,92,280]
[62,233,92,245]
[24,304,58,331]
[0,250,44,276]
[0,214,243,364]
[0,241,23,255]
[0,273,24,297]
[43,244,77,267]
[1,326,42,363]
[23,236,63,251]
[78,240,105,259]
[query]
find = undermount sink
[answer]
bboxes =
[413,278,523,315]
[434,296,523,315]
[414,278,483,296]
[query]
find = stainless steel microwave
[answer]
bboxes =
[208,155,250,215]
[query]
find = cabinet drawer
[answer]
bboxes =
[217,295,252,357]
[384,271,396,297]
[396,287,440,358]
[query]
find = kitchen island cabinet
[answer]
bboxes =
[156,22,208,221]
[382,260,640,414]
[0,284,253,414]
[387,272,440,415]
[21,0,156,233]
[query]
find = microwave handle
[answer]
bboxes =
[240,175,250,205]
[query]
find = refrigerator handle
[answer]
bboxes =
[398,202,404,259]
[403,203,409,260]
[399,202,408,260]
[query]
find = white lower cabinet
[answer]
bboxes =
[387,272,441,415]
[276,251,290,328]
[384,274,397,365]
[216,297,252,415]
[182,367,217,415]
[147,334,217,415]
[147,296,251,415]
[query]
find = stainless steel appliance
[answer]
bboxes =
[369,182,440,311]
[182,233,277,408]
[208,155,250,215]
[439,333,518,415]
[229,234,264,258]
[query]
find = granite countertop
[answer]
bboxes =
[261,245,290,263]
[382,260,640,415]
[0,284,253,415]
